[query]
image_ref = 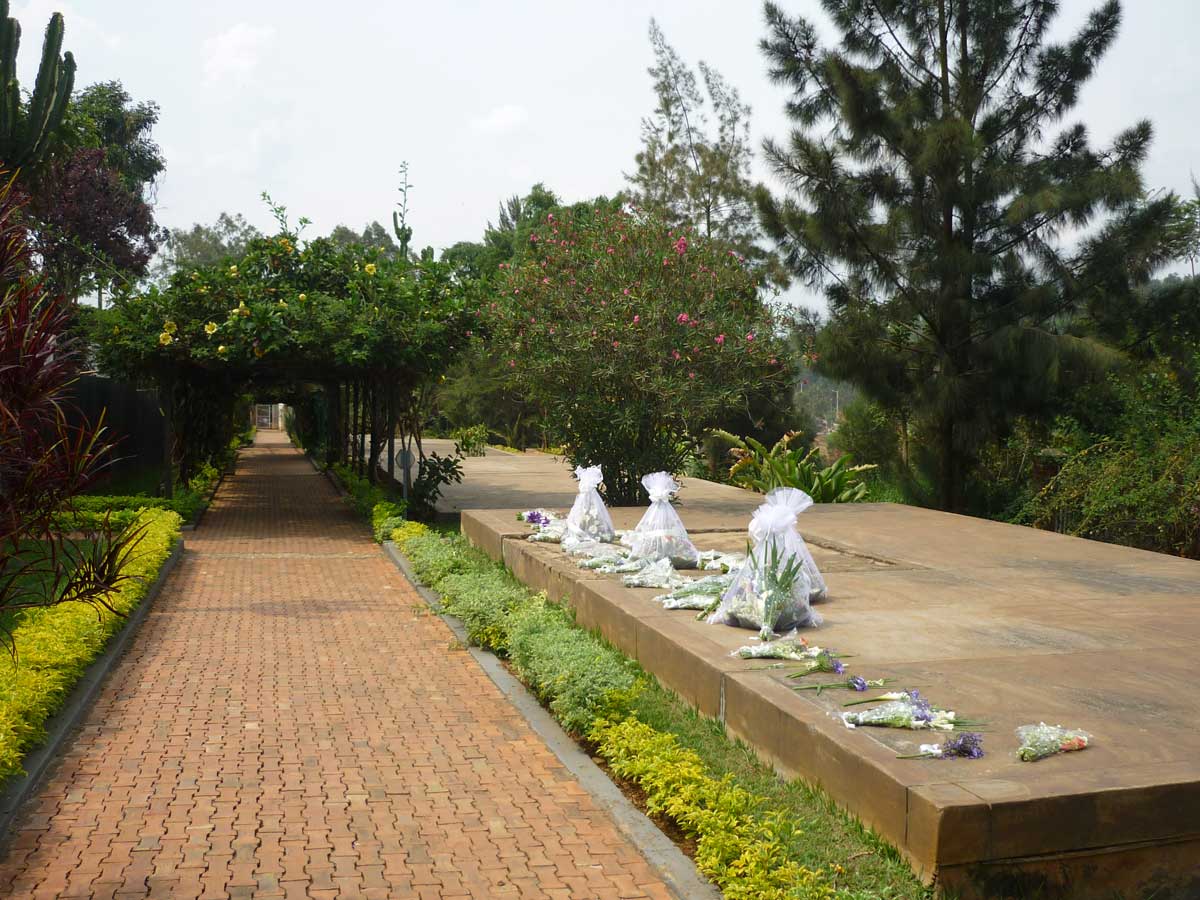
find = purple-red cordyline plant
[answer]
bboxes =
[0,173,143,653]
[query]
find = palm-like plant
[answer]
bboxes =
[712,429,875,502]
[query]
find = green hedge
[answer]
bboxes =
[0,508,182,781]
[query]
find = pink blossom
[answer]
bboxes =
[633,315,640,324]
[530,317,536,323]
[549,328,555,335]
[542,277,550,284]
[663,257,671,266]
[715,334,725,346]
[674,236,688,255]
[466,330,473,337]
[672,350,681,360]
[688,371,696,379]
[676,313,690,324]
[547,213,555,223]
[746,332,755,342]
[508,360,516,367]
[530,233,538,242]
[623,288,630,295]
[606,247,614,254]
[613,341,620,349]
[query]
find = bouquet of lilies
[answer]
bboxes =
[655,574,736,610]
[840,690,979,731]
[1016,723,1091,761]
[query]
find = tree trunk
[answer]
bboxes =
[939,415,959,513]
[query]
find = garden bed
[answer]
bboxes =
[0,508,183,842]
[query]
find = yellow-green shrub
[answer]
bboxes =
[389,520,428,544]
[590,718,832,900]
[0,508,182,781]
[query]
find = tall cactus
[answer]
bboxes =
[0,0,75,172]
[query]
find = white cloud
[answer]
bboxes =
[471,104,529,135]
[203,22,274,86]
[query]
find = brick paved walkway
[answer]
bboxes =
[0,433,673,899]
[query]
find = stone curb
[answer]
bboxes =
[381,541,721,900]
[0,538,186,848]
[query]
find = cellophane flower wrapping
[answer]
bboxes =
[764,487,827,601]
[1016,723,1091,761]
[521,509,568,543]
[622,557,688,590]
[707,502,818,639]
[654,574,734,609]
[563,465,615,548]
[629,472,699,567]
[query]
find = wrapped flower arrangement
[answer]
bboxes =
[899,732,985,760]
[1016,723,1091,761]
[793,675,894,695]
[840,690,976,731]
[707,501,819,640]
[564,465,615,548]
[629,472,699,567]
[763,487,827,602]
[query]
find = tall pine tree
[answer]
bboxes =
[756,0,1176,510]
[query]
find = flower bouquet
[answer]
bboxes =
[563,465,615,549]
[763,487,827,602]
[629,472,699,568]
[655,574,735,610]
[707,501,819,640]
[785,649,846,677]
[733,634,812,660]
[1016,723,1091,761]
[622,557,688,590]
[520,508,568,542]
[898,732,984,760]
[840,690,976,731]
[793,675,894,695]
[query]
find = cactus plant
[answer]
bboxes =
[0,0,76,172]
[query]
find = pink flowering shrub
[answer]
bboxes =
[491,207,784,502]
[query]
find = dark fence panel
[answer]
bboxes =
[70,376,165,487]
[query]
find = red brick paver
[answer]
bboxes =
[0,433,674,899]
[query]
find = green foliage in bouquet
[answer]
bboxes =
[713,430,874,501]
[490,206,785,503]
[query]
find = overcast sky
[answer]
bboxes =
[13,0,1200,305]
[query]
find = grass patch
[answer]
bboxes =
[394,527,933,900]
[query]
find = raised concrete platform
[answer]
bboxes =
[463,502,1200,900]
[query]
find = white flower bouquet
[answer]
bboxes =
[563,465,615,548]
[707,501,819,639]
[628,472,699,567]
[763,488,827,602]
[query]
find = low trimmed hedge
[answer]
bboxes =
[395,528,834,898]
[0,508,182,781]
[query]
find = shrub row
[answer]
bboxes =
[394,528,832,898]
[591,718,832,900]
[331,464,410,541]
[399,530,640,733]
[0,508,182,781]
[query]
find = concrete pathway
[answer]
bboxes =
[0,432,673,899]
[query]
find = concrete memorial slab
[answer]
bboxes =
[462,500,1200,900]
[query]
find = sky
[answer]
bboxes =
[12,0,1200,307]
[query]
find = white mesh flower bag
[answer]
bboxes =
[764,487,827,602]
[707,501,819,639]
[628,472,698,567]
[563,464,615,548]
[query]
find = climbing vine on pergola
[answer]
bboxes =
[93,211,479,493]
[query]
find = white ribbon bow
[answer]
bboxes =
[641,471,679,504]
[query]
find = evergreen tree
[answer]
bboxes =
[627,20,786,288]
[756,0,1175,510]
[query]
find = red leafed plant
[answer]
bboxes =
[0,173,143,650]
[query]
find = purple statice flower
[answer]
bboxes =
[939,732,984,759]
[831,658,846,675]
[848,675,868,692]
[903,689,934,723]
[523,510,549,527]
